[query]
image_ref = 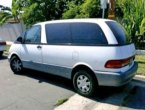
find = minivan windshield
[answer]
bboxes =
[106,21,127,45]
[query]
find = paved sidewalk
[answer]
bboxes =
[55,76,145,110]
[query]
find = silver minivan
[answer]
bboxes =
[8,19,138,97]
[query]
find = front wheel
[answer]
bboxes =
[10,56,23,74]
[73,70,97,97]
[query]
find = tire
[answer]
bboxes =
[73,70,97,97]
[0,51,3,57]
[10,56,23,74]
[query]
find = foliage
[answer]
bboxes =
[12,0,70,27]
[62,1,80,19]
[63,0,100,19]
[0,5,14,25]
[116,0,145,44]
[1,0,145,47]
[79,0,100,18]
[1,0,100,27]
[140,18,145,35]
[0,0,22,25]
[135,55,145,75]
[54,98,68,106]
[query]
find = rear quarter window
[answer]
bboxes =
[106,21,127,45]
[71,23,108,45]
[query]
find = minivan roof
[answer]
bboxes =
[35,18,114,26]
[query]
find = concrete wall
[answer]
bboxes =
[0,22,25,41]
[136,50,145,55]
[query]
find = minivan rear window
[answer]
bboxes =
[71,23,108,45]
[106,21,126,45]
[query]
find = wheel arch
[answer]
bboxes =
[9,53,21,61]
[71,64,98,84]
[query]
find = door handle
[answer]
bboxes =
[37,45,42,49]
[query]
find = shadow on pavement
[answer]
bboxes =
[0,55,7,60]
[92,79,145,110]
[15,69,145,110]
[122,85,145,109]
[15,69,74,91]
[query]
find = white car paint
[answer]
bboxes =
[8,19,138,87]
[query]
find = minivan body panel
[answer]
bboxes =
[95,62,138,86]
[8,44,21,59]
[97,21,118,44]
[21,44,43,64]
[8,19,138,87]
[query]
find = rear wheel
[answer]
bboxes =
[73,70,97,97]
[0,51,3,57]
[10,56,23,74]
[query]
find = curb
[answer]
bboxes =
[54,94,120,110]
[134,75,145,82]
[132,75,145,88]
[135,75,145,79]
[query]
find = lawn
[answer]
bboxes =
[135,55,145,75]
[4,45,11,55]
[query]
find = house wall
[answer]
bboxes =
[0,22,25,41]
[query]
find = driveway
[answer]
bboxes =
[0,56,74,110]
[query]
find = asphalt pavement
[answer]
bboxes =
[1,55,145,110]
[0,56,74,110]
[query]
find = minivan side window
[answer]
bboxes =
[71,23,108,45]
[15,32,25,43]
[45,23,71,44]
[106,21,126,45]
[24,25,41,44]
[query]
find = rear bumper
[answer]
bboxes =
[94,62,138,87]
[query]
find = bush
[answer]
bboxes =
[116,0,145,49]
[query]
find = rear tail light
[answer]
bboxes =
[105,56,134,69]
[0,42,6,45]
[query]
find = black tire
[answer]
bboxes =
[0,51,3,57]
[73,70,97,97]
[10,56,23,74]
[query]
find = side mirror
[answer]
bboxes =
[16,36,23,43]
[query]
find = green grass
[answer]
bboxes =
[4,45,11,55]
[54,98,68,106]
[135,55,145,75]
[5,45,11,52]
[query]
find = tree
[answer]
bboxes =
[116,0,145,43]
[12,0,71,27]
[0,5,17,25]
[63,0,100,19]
[62,1,80,19]
[10,0,100,27]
